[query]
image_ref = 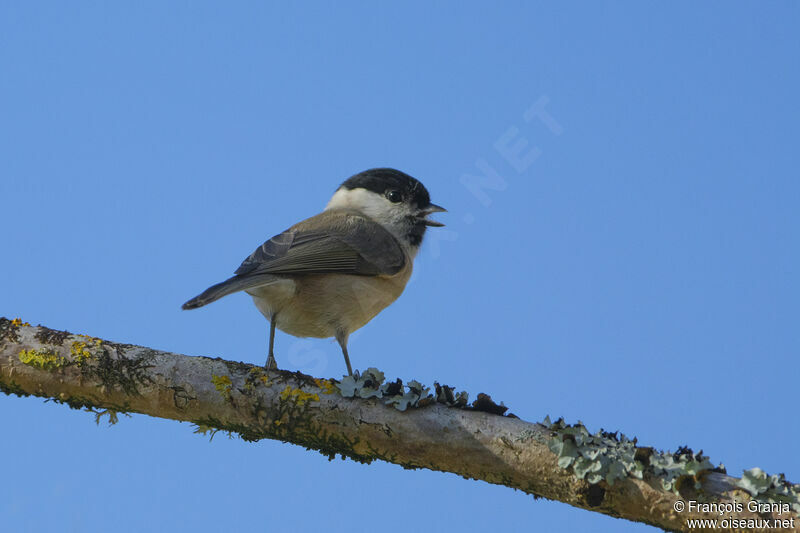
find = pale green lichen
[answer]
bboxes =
[545,417,800,513]
[211,374,232,400]
[84,406,129,426]
[737,468,800,514]
[18,348,67,370]
[545,416,716,488]
[334,368,509,414]
[193,424,234,442]
[337,368,433,411]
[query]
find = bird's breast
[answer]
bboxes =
[248,264,412,339]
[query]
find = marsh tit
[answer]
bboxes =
[182,168,446,376]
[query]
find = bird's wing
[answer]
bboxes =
[234,210,406,278]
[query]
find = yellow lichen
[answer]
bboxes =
[18,349,66,370]
[248,367,272,387]
[75,334,103,346]
[70,341,93,364]
[313,378,337,395]
[211,374,233,400]
[279,386,319,407]
[11,318,31,327]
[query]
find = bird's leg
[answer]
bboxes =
[265,316,278,370]
[341,344,353,377]
[335,330,353,376]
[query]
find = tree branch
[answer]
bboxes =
[1,317,797,532]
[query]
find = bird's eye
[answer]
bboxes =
[386,190,403,203]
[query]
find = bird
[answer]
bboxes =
[182,168,446,376]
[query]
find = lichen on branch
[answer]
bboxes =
[1,317,797,532]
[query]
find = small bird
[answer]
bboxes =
[182,168,445,375]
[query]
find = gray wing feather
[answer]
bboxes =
[234,230,297,275]
[182,210,405,310]
[235,210,405,277]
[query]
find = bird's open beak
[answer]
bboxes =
[418,203,447,227]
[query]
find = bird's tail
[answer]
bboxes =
[182,276,242,309]
[182,274,273,310]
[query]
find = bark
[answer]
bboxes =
[1,317,797,532]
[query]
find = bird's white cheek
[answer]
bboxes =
[325,188,387,216]
[326,187,420,252]
[326,188,412,226]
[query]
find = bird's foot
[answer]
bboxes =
[265,354,278,371]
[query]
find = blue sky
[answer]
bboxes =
[1,2,798,531]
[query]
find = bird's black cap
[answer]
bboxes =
[340,168,433,209]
